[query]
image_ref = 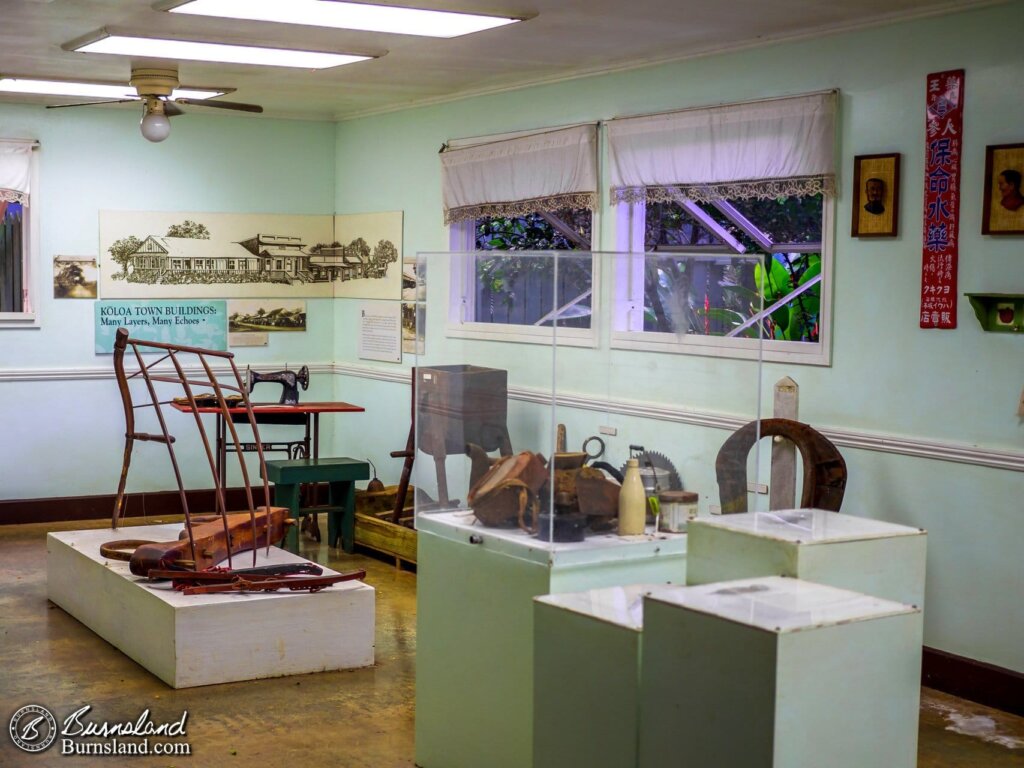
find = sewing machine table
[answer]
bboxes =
[171,401,365,485]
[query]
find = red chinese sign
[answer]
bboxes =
[920,69,964,329]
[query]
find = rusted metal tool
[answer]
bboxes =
[180,569,367,595]
[147,563,324,581]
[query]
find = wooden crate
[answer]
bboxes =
[354,485,417,565]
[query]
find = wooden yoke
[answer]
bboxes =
[715,418,847,515]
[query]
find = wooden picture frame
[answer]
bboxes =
[982,143,1024,235]
[852,153,900,237]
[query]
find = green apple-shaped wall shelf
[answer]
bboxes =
[964,293,1024,333]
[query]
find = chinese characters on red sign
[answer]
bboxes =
[920,69,964,329]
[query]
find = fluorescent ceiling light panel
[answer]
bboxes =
[73,35,369,70]
[169,0,521,38]
[0,78,222,100]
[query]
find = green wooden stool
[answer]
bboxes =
[264,457,369,553]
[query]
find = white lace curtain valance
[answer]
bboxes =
[0,140,35,205]
[441,124,598,224]
[607,92,837,205]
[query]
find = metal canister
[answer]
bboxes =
[658,490,699,533]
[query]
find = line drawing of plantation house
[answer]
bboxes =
[121,232,397,285]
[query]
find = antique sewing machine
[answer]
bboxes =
[247,365,310,405]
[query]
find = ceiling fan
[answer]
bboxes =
[45,67,262,143]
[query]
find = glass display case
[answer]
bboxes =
[411,249,768,549]
[412,250,769,768]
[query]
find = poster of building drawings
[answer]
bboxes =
[99,210,403,300]
[332,211,403,300]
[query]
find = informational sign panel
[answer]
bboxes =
[95,300,227,353]
[919,69,964,330]
[357,300,402,363]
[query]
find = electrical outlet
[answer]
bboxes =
[598,425,617,436]
[709,504,722,515]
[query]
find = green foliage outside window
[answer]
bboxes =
[644,195,822,342]
[472,210,592,326]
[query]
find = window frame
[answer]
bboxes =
[445,210,601,349]
[611,196,834,366]
[0,143,41,329]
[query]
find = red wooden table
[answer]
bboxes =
[171,401,365,485]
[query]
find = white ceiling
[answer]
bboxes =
[0,0,1002,121]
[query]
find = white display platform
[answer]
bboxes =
[639,577,923,768]
[686,508,927,607]
[534,585,651,768]
[47,524,375,688]
[419,509,687,570]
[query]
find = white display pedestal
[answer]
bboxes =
[534,584,651,768]
[416,511,687,768]
[47,525,375,688]
[686,509,927,607]
[639,577,923,768]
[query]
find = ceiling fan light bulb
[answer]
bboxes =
[140,112,171,142]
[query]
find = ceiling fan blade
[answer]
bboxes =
[174,98,262,113]
[46,98,139,109]
[163,100,185,117]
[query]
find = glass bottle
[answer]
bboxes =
[618,458,647,535]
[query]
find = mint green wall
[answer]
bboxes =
[333,2,1024,672]
[0,2,1019,675]
[0,104,337,500]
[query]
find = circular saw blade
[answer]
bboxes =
[619,450,683,493]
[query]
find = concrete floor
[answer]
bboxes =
[1,517,1022,768]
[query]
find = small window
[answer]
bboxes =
[468,208,593,328]
[0,139,38,326]
[447,209,598,346]
[1,201,26,313]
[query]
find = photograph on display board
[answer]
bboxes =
[400,257,424,354]
[53,255,98,299]
[331,211,404,300]
[851,153,900,237]
[228,299,307,333]
[982,143,1024,235]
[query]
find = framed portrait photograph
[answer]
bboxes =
[851,153,900,237]
[982,143,1024,235]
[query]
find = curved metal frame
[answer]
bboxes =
[111,327,274,569]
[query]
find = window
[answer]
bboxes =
[608,92,836,364]
[633,194,826,339]
[1,201,25,312]
[0,139,38,326]
[615,193,833,363]
[441,124,599,344]
[462,208,592,327]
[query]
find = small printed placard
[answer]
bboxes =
[357,300,402,363]
[95,300,227,354]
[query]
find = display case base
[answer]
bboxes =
[47,524,375,688]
